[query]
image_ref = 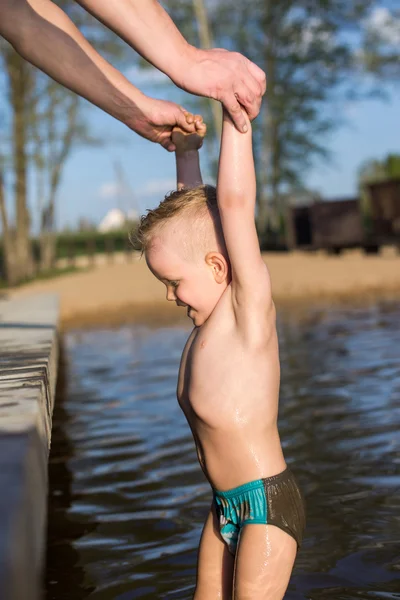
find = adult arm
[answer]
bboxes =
[76,0,267,132]
[217,108,272,312]
[0,0,193,151]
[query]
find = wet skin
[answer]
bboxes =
[146,238,286,493]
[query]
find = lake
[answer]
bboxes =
[45,301,400,599]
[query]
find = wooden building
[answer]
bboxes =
[286,198,364,251]
[367,178,400,242]
[310,198,364,251]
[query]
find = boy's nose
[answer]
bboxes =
[166,289,176,302]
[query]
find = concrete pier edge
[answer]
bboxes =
[0,294,59,600]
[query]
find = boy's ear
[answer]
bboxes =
[205,252,228,283]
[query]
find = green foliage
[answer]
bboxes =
[0,230,133,280]
[165,0,378,229]
[53,229,132,258]
[0,1,132,281]
[358,153,400,185]
[357,152,400,233]
[360,7,400,81]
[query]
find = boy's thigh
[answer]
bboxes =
[233,524,297,600]
[194,502,235,600]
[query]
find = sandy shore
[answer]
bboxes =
[8,248,400,329]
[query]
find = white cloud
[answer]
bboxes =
[137,178,176,197]
[98,182,124,199]
[125,65,171,86]
[365,7,400,47]
[98,178,176,205]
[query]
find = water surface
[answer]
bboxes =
[46,302,400,599]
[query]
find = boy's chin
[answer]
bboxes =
[188,311,209,327]
[188,313,199,325]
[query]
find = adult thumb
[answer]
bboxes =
[174,106,195,132]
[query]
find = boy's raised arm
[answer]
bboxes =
[217,108,271,308]
[175,149,203,191]
[173,117,206,190]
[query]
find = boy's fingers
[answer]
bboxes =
[198,122,207,135]
[221,93,247,132]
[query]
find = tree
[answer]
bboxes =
[358,153,400,228]
[360,6,400,81]
[166,0,383,236]
[31,78,100,271]
[0,43,36,283]
[359,153,400,185]
[0,0,127,284]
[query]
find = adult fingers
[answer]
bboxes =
[220,92,247,132]
[174,107,195,132]
[233,82,261,121]
[161,136,176,152]
[158,127,176,152]
[247,60,267,95]
[183,110,194,125]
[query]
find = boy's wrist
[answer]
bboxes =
[175,149,200,158]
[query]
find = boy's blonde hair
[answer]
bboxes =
[134,184,226,260]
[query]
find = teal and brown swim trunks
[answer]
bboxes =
[213,467,306,555]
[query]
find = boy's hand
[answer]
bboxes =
[172,113,207,154]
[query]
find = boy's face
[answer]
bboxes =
[145,234,227,327]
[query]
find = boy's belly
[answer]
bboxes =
[189,414,286,491]
[177,325,283,490]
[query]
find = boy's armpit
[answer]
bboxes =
[231,258,273,311]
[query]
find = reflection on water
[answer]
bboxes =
[45,302,400,599]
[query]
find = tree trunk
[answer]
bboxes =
[192,0,222,137]
[40,232,57,271]
[40,199,57,271]
[0,172,19,286]
[8,49,35,281]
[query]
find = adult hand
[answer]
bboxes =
[176,48,266,132]
[130,97,196,152]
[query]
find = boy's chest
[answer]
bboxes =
[177,320,251,418]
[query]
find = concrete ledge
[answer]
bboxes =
[0,294,59,600]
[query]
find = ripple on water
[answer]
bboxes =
[46,303,400,599]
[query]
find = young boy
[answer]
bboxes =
[136,109,305,599]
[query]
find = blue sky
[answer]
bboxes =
[56,79,400,230]
[1,4,399,232]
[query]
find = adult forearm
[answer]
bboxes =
[0,0,146,128]
[76,0,193,85]
[175,151,203,191]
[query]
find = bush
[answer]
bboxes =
[0,229,135,273]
